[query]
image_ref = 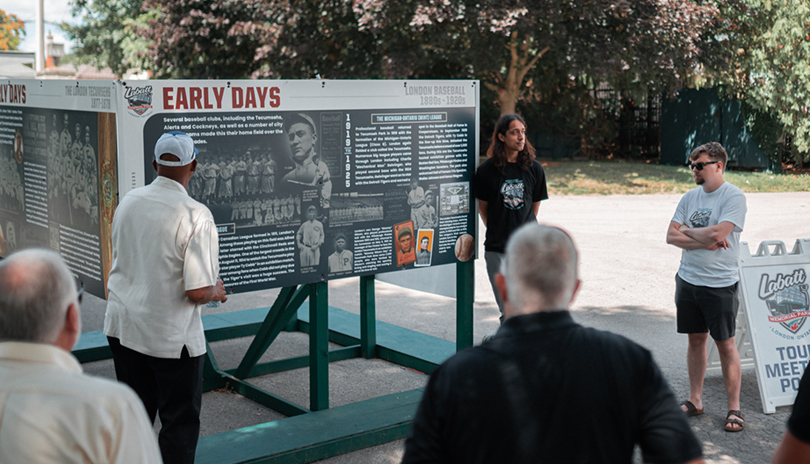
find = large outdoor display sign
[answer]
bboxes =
[0,79,479,297]
[0,80,118,297]
[739,240,810,413]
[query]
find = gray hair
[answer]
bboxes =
[501,224,579,312]
[0,248,77,343]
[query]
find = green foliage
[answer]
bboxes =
[708,0,810,164]
[64,0,716,91]
[366,0,718,156]
[251,0,388,79]
[63,0,147,77]
[0,9,25,51]
[69,0,810,165]
[140,0,277,79]
[378,1,717,104]
[547,160,810,195]
[739,99,785,170]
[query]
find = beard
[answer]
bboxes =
[694,176,704,185]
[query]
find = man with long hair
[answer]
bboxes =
[474,114,548,328]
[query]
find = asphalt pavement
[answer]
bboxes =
[78,191,810,464]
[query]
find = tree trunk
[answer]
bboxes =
[498,87,518,115]
[485,32,549,116]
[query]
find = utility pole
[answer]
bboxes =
[36,0,45,72]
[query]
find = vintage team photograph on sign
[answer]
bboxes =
[0,80,118,297]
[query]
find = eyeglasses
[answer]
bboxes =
[76,280,84,305]
[689,161,719,171]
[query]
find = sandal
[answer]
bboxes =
[681,400,704,417]
[724,410,744,432]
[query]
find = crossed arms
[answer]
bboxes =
[666,221,736,251]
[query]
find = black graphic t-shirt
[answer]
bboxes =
[474,158,548,253]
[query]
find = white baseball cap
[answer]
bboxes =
[154,131,198,166]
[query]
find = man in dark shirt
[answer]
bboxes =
[402,223,704,464]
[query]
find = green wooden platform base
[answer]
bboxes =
[72,304,456,463]
[74,305,456,371]
[195,388,423,464]
[73,262,473,463]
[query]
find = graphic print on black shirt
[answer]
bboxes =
[500,179,525,210]
[473,158,548,253]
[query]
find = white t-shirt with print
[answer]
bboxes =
[672,181,747,288]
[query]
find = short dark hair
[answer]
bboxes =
[689,142,728,170]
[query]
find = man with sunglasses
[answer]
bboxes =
[666,142,747,432]
[105,131,228,463]
[0,249,161,463]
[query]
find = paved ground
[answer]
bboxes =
[78,191,810,463]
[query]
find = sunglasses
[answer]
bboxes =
[689,160,719,171]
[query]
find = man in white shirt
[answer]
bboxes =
[666,142,747,432]
[105,131,228,464]
[297,205,324,268]
[0,248,161,463]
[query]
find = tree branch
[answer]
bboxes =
[516,43,550,86]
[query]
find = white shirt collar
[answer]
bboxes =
[152,175,188,194]
[0,341,82,374]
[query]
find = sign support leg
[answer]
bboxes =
[234,285,298,379]
[360,275,377,359]
[310,281,329,411]
[456,260,474,350]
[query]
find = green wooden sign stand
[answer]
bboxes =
[73,260,475,463]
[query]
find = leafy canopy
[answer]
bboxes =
[63,0,146,76]
[707,0,810,158]
[0,9,25,51]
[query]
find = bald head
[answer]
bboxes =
[0,249,79,346]
[499,224,579,316]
